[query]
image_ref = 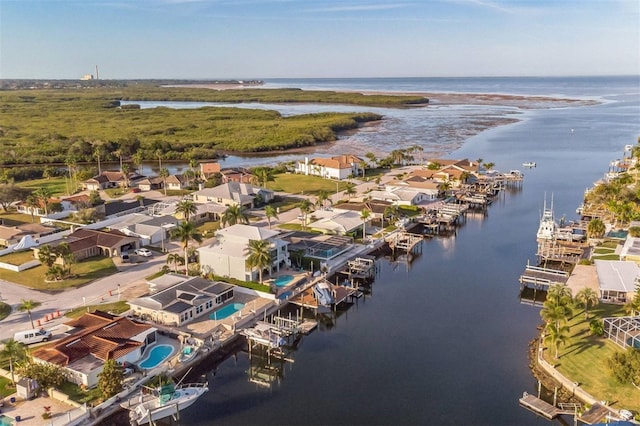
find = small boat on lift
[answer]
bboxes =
[128,381,209,425]
[522,162,536,168]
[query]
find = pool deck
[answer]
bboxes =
[183,292,275,338]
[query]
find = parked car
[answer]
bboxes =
[121,251,130,262]
[134,248,153,257]
[14,328,52,345]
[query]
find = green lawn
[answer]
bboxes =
[16,177,70,197]
[593,248,615,254]
[0,250,36,266]
[0,256,117,290]
[267,174,347,196]
[65,301,130,319]
[0,211,34,226]
[592,254,620,261]
[0,376,16,398]
[58,381,103,406]
[543,303,639,411]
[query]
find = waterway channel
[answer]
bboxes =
[112,78,639,425]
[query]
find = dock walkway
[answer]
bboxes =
[519,392,572,419]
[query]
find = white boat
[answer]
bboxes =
[536,196,558,240]
[178,345,199,363]
[522,162,536,167]
[129,382,208,425]
[241,323,286,348]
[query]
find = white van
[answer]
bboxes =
[14,328,52,345]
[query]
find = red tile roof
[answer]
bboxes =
[32,311,153,366]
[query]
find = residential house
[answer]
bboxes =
[200,162,221,180]
[370,180,439,206]
[307,210,369,236]
[165,174,188,191]
[281,232,352,266]
[129,276,235,326]
[82,170,144,191]
[192,182,274,209]
[295,155,363,180]
[595,259,639,303]
[15,194,92,218]
[100,198,160,219]
[108,213,178,248]
[33,228,139,261]
[220,167,255,184]
[31,311,156,387]
[198,224,289,281]
[0,223,55,247]
[136,176,164,192]
[620,236,640,263]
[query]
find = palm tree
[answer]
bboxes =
[316,190,330,209]
[245,239,272,283]
[18,299,40,329]
[176,199,197,222]
[484,162,495,171]
[547,283,573,306]
[93,145,104,175]
[37,244,56,268]
[298,199,313,230]
[575,287,599,319]
[171,221,203,276]
[543,322,570,360]
[221,205,249,227]
[265,205,278,229]
[360,209,371,240]
[25,194,39,222]
[359,160,367,178]
[587,217,606,238]
[113,149,123,172]
[254,167,272,188]
[159,167,170,196]
[131,151,143,174]
[540,298,573,331]
[0,339,26,385]
[33,187,52,216]
[166,253,184,274]
[345,183,356,199]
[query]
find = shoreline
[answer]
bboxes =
[177,82,601,109]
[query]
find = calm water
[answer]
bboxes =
[149,77,638,425]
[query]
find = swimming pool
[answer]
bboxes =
[274,274,294,287]
[627,336,640,349]
[606,230,628,239]
[209,303,244,320]
[138,344,174,369]
[0,415,13,426]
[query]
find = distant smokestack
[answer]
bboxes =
[95,65,99,80]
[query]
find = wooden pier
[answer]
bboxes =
[519,262,570,290]
[536,240,586,264]
[386,231,423,253]
[519,392,574,419]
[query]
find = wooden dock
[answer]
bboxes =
[577,403,610,425]
[519,392,573,419]
[386,231,423,253]
[519,262,570,290]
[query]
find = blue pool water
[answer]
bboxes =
[138,345,174,369]
[209,303,244,320]
[606,230,628,239]
[627,336,640,349]
[0,415,13,426]
[274,274,294,287]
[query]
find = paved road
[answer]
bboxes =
[0,247,178,341]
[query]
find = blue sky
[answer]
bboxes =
[1,0,638,79]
